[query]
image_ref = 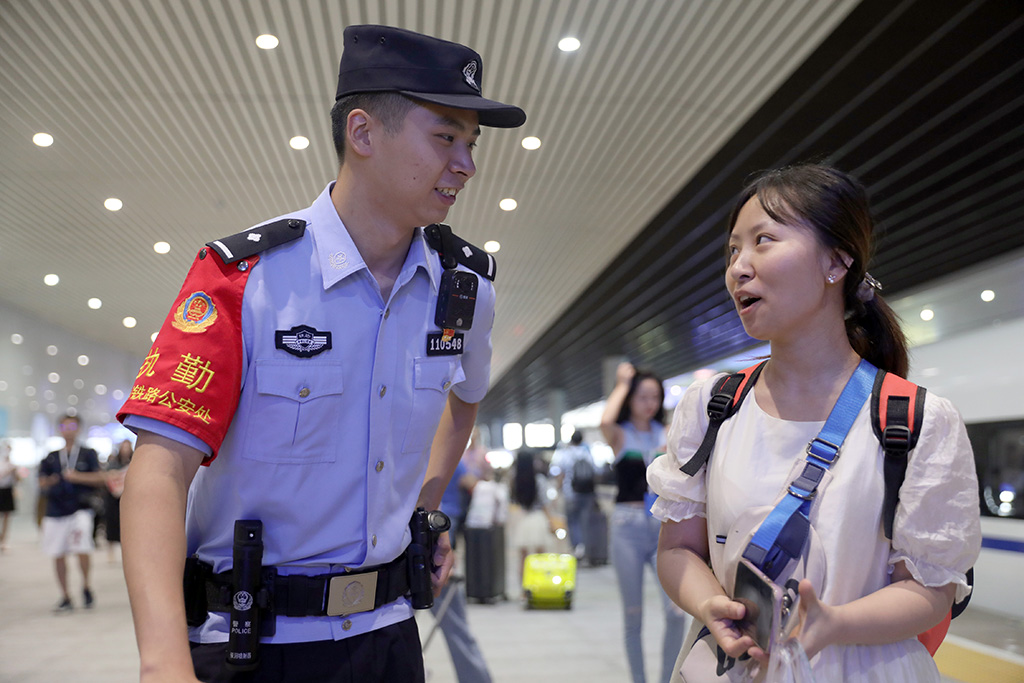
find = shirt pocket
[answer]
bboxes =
[242,360,344,464]
[401,357,466,454]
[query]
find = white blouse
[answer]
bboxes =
[647,373,981,680]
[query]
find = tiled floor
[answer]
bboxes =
[1,501,1022,682]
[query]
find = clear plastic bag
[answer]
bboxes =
[766,639,817,683]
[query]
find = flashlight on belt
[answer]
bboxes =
[408,507,451,609]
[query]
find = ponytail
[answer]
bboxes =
[844,291,908,378]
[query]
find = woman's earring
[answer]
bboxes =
[827,274,836,284]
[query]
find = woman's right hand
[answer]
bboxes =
[699,594,764,661]
[615,362,636,386]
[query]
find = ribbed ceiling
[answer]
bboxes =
[0,0,858,380]
[2,0,1020,431]
[479,0,1024,423]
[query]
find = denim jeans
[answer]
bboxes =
[563,490,595,551]
[611,504,688,683]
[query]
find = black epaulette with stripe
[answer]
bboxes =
[205,218,307,264]
[424,223,496,282]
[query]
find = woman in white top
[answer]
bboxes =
[648,164,980,681]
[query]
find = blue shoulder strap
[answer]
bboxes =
[743,359,876,580]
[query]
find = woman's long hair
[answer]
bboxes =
[728,163,909,377]
[511,450,538,509]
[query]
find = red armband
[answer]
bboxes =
[117,248,256,463]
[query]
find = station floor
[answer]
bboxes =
[1,504,1023,682]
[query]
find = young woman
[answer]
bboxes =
[648,164,980,681]
[602,363,688,683]
[510,449,560,586]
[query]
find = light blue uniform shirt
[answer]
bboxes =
[126,183,495,643]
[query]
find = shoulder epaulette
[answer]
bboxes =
[424,223,496,282]
[205,218,307,264]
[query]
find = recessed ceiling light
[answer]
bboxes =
[46,345,58,356]
[151,332,159,343]
[112,390,124,400]
[74,379,84,389]
[256,34,279,50]
[484,240,501,253]
[68,395,78,405]
[33,132,54,147]
[0,381,7,391]
[88,298,102,309]
[521,136,542,150]
[499,198,518,211]
[981,289,995,302]
[95,384,107,395]
[153,241,171,254]
[289,136,310,150]
[48,372,60,384]
[123,316,137,328]
[105,197,123,211]
[44,273,59,286]
[78,355,89,366]
[25,386,36,397]
[11,334,23,345]
[920,308,934,321]
[44,390,55,400]
[558,37,581,52]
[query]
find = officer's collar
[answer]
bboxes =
[311,183,439,293]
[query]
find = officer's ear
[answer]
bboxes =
[345,108,374,159]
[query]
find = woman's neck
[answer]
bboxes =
[629,417,652,432]
[758,333,862,421]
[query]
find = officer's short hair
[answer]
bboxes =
[330,92,418,165]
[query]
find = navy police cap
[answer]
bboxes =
[336,25,526,128]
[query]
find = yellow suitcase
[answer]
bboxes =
[522,553,577,609]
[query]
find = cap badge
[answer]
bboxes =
[247,232,262,242]
[462,61,480,92]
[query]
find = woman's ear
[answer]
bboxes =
[345,109,373,159]
[827,249,853,283]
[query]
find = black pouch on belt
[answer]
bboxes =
[183,555,213,627]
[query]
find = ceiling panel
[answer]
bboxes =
[478,0,1024,423]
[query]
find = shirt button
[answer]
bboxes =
[384,308,391,320]
[442,380,452,391]
[375,460,384,473]
[379,385,387,398]
[299,387,310,398]
[372,534,377,547]
[342,619,352,631]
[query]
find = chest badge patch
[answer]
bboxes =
[275,325,332,358]
[426,330,464,356]
[172,292,218,333]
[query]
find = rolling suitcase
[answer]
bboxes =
[584,503,609,566]
[522,553,577,609]
[464,524,506,603]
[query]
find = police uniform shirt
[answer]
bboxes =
[119,182,495,644]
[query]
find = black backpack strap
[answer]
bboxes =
[870,369,926,540]
[679,362,766,476]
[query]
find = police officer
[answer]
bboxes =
[117,25,525,683]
